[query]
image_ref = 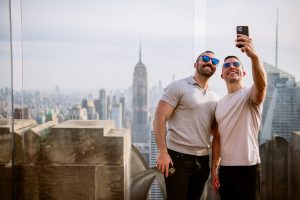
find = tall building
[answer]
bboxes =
[94,99,100,117]
[111,96,122,128]
[81,99,88,110]
[99,89,107,120]
[131,43,149,144]
[119,96,126,127]
[260,62,300,143]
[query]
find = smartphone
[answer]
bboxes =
[236,26,249,36]
[236,26,249,48]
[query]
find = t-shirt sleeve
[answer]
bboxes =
[160,81,182,108]
[247,86,262,110]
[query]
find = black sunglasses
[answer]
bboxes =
[223,62,241,68]
[198,55,219,65]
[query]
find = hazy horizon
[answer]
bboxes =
[1,0,300,96]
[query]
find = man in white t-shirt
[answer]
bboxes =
[211,35,267,200]
[154,51,219,200]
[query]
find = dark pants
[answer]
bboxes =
[165,149,210,200]
[218,164,261,200]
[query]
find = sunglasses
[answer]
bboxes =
[198,55,219,65]
[223,62,241,68]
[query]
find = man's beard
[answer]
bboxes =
[197,65,215,78]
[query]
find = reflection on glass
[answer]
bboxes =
[0,0,299,199]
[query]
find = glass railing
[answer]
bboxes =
[1,0,300,199]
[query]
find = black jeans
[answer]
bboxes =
[218,164,261,200]
[165,149,210,200]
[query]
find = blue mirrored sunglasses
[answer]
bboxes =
[223,62,241,68]
[199,55,219,65]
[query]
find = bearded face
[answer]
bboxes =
[195,53,218,78]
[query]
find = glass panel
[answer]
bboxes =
[0,1,11,119]
[0,0,13,199]
[3,0,299,199]
[13,0,199,199]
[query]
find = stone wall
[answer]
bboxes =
[259,132,300,200]
[288,131,300,199]
[0,120,131,200]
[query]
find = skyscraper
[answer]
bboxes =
[131,43,149,144]
[111,96,122,128]
[99,89,107,120]
[260,62,300,143]
[119,96,126,127]
[82,99,88,110]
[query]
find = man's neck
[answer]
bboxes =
[194,73,209,89]
[226,81,243,94]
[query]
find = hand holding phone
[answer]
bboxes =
[236,26,249,48]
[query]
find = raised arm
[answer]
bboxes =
[236,34,267,105]
[153,100,175,177]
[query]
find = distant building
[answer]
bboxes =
[94,99,100,117]
[107,96,111,120]
[86,100,98,120]
[131,43,149,144]
[45,109,57,122]
[111,96,122,128]
[68,105,87,120]
[14,107,30,119]
[36,111,46,124]
[119,96,126,127]
[81,99,88,110]
[99,89,107,120]
[260,62,300,143]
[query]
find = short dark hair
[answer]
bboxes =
[223,55,240,62]
[196,50,215,62]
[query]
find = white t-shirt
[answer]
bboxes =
[215,87,261,166]
[161,76,218,156]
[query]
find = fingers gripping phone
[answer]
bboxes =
[236,26,249,48]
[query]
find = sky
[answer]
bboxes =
[1,0,300,98]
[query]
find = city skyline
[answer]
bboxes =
[1,0,300,98]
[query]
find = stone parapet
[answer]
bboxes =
[288,131,300,199]
[0,120,131,200]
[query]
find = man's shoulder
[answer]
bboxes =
[217,87,251,106]
[166,76,192,88]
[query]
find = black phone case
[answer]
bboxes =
[236,26,249,48]
[236,26,249,36]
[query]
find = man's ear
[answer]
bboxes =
[221,73,224,79]
[194,62,197,68]
[243,71,246,76]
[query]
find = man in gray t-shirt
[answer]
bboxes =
[211,35,267,200]
[153,51,219,200]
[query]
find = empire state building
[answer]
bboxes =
[131,44,149,144]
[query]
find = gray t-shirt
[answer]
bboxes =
[161,76,218,156]
[215,87,261,166]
